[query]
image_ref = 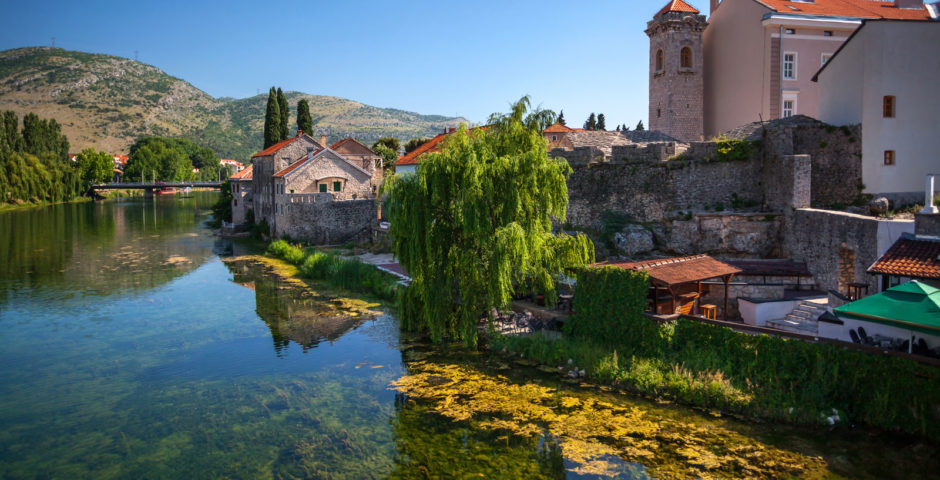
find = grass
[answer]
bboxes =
[266,239,401,302]
[493,317,940,441]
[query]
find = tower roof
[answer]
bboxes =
[656,0,700,16]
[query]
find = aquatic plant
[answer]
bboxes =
[390,361,827,479]
[266,240,401,301]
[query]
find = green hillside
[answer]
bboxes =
[0,47,467,161]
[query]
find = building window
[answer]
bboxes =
[883,96,895,118]
[824,30,833,37]
[785,28,795,35]
[821,53,832,67]
[656,49,663,72]
[333,181,341,192]
[884,150,895,166]
[783,53,796,80]
[551,135,557,141]
[657,108,661,118]
[234,199,237,207]
[680,47,692,68]
[319,184,327,193]
[782,94,797,118]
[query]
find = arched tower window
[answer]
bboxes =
[656,49,664,72]
[680,47,692,69]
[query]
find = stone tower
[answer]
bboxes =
[646,0,707,142]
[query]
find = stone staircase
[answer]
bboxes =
[766,299,828,335]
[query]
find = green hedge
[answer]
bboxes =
[563,266,659,354]
[266,240,401,301]
[499,264,940,440]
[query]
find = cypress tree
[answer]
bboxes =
[557,110,566,126]
[296,99,313,137]
[277,88,289,140]
[583,113,597,131]
[636,120,645,131]
[616,125,621,132]
[596,113,606,131]
[263,87,281,149]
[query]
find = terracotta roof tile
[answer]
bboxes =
[272,149,323,177]
[330,137,376,155]
[760,0,928,20]
[229,167,253,180]
[595,254,741,286]
[543,123,585,133]
[657,0,700,16]
[868,235,940,280]
[251,133,307,158]
[395,133,447,166]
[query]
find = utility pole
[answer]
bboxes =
[51,37,55,48]
[134,50,139,62]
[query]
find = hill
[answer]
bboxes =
[0,47,468,161]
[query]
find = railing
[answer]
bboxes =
[90,181,223,189]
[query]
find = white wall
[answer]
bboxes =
[817,21,940,198]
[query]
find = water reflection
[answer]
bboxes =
[0,194,217,301]
[223,256,380,355]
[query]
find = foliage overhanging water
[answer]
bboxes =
[0,193,937,479]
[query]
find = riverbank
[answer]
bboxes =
[492,320,940,442]
[0,195,93,211]
[266,239,401,302]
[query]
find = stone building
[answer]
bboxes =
[646,0,707,143]
[229,166,253,225]
[237,131,382,244]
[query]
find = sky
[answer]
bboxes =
[0,0,692,128]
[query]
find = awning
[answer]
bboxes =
[834,281,940,335]
[595,254,741,287]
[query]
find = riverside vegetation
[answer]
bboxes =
[494,265,940,441]
[266,239,401,302]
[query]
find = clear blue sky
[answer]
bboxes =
[1,0,687,128]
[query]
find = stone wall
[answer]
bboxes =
[283,150,375,198]
[274,193,377,245]
[646,10,707,142]
[915,212,940,237]
[649,213,782,258]
[560,119,862,230]
[783,209,880,295]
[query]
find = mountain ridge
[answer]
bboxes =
[0,47,468,161]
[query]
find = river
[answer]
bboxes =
[0,193,936,479]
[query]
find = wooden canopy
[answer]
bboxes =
[596,255,741,287]
[595,255,741,319]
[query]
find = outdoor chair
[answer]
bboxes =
[899,340,910,353]
[857,327,870,344]
[849,330,861,344]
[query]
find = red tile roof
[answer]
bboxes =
[252,133,310,158]
[760,0,928,20]
[229,166,253,180]
[395,126,492,166]
[595,254,742,286]
[395,133,448,166]
[543,123,586,133]
[657,0,700,16]
[868,236,940,280]
[272,149,324,178]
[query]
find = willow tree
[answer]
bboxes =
[384,96,594,345]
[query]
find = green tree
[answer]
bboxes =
[636,120,645,131]
[296,99,313,137]
[557,110,566,126]
[384,96,594,345]
[596,113,606,131]
[263,87,281,149]
[75,148,113,186]
[372,144,398,172]
[403,137,430,154]
[616,125,621,132]
[372,137,401,153]
[125,140,192,182]
[277,87,289,141]
[583,113,597,131]
[21,113,69,162]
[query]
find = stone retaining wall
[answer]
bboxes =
[274,194,376,245]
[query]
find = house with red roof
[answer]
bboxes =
[698,0,933,139]
[237,130,382,244]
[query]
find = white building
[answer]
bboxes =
[814,19,940,203]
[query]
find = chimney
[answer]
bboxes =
[921,174,938,214]
[894,0,923,9]
[320,135,327,147]
[447,127,457,134]
[927,2,940,20]
[297,129,303,136]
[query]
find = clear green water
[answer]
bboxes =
[0,194,937,479]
